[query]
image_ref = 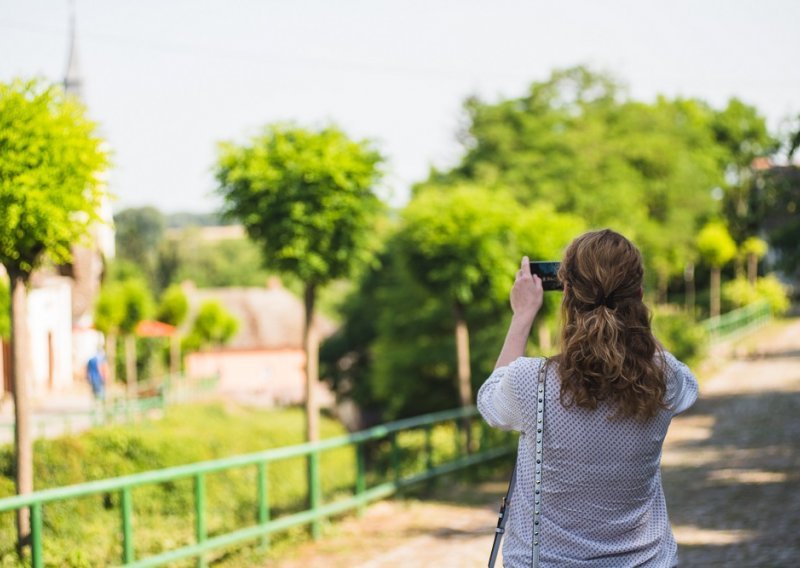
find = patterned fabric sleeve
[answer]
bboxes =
[477,358,526,433]
[662,350,699,415]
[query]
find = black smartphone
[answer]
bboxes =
[529,261,563,291]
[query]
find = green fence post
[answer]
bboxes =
[424,425,433,473]
[257,461,270,550]
[121,486,134,564]
[195,473,207,568]
[31,502,43,568]
[390,432,400,486]
[308,451,321,540]
[355,442,366,516]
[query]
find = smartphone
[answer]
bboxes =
[529,261,563,291]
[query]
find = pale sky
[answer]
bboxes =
[1,0,798,213]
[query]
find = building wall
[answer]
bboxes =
[27,278,74,394]
[185,349,333,407]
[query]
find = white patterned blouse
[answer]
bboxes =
[478,352,698,567]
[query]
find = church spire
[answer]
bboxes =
[63,0,83,99]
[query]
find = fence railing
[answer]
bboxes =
[0,406,513,567]
[703,300,772,342]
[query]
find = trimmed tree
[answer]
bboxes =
[216,124,383,443]
[0,79,108,550]
[697,221,737,317]
[398,186,520,418]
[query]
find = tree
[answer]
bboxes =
[697,221,737,317]
[0,79,108,549]
[157,284,190,374]
[740,237,768,286]
[216,124,383,443]
[430,67,724,296]
[118,279,154,397]
[182,300,238,353]
[94,282,125,384]
[397,186,520,421]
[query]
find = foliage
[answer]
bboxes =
[156,284,189,327]
[182,300,238,353]
[696,221,737,268]
[721,275,791,316]
[740,236,768,260]
[321,199,583,422]
[216,124,384,286]
[0,79,109,278]
[160,229,275,289]
[0,404,354,566]
[398,185,520,305]
[426,66,728,284]
[651,306,708,368]
[113,207,166,291]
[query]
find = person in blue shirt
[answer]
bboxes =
[86,347,109,402]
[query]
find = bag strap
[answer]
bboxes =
[488,358,548,568]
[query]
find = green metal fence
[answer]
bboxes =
[703,300,772,342]
[0,406,513,567]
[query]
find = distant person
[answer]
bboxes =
[86,347,109,403]
[479,229,698,567]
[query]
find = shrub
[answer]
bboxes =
[651,306,708,368]
[722,274,791,316]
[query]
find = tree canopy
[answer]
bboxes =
[0,79,108,278]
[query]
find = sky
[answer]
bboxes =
[1,0,798,214]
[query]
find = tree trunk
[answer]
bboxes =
[452,301,472,408]
[303,284,319,444]
[747,253,758,286]
[105,331,117,385]
[710,267,721,318]
[10,274,32,551]
[124,334,137,399]
[657,270,668,305]
[170,334,181,376]
[684,263,695,316]
[453,301,473,453]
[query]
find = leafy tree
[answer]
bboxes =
[0,78,108,549]
[711,98,777,241]
[697,221,737,317]
[156,284,189,327]
[429,67,724,298]
[397,186,519,416]
[216,124,383,443]
[182,300,238,352]
[118,279,155,395]
[93,282,125,384]
[740,236,768,286]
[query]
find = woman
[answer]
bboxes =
[478,229,698,567]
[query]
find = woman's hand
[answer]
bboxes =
[511,256,543,321]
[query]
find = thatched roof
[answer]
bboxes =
[182,279,336,350]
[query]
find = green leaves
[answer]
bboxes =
[215,124,384,285]
[697,220,737,268]
[0,78,109,278]
[182,300,238,353]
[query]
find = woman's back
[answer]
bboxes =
[479,353,697,567]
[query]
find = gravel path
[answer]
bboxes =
[266,318,800,568]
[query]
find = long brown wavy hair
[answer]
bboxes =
[556,229,666,420]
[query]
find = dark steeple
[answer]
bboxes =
[63,0,83,98]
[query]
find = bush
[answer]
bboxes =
[652,306,708,368]
[0,404,354,566]
[722,274,791,316]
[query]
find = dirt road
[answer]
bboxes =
[267,318,800,568]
